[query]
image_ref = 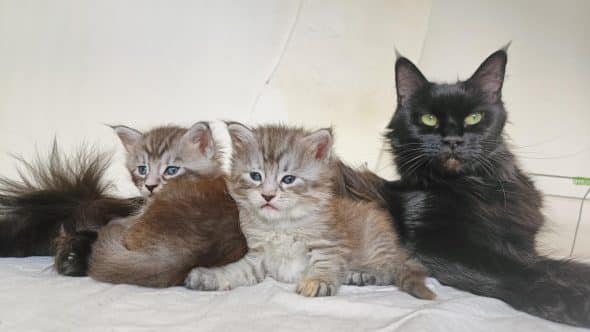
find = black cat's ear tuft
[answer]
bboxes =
[395,56,428,106]
[110,125,142,153]
[181,122,215,158]
[467,48,508,103]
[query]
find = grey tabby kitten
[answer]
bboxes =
[185,124,435,299]
[54,122,223,276]
[112,125,220,196]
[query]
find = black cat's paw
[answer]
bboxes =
[54,231,97,277]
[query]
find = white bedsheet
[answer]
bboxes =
[0,257,585,332]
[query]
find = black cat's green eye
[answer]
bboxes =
[250,172,262,181]
[465,112,483,126]
[420,114,438,127]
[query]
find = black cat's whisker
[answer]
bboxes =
[397,148,429,155]
[397,157,423,173]
[400,153,429,177]
[397,152,427,163]
[396,150,428,161]
[405,158,430,178]
[394,142,425,147]
[475,154,509,206]
[397,153,427,171]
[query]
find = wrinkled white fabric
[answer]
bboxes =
[0,257,584,332]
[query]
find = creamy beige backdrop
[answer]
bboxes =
[0,0,588,258]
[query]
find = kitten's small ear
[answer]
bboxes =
[227,122,256,150]
[467,48,508,103]
[303,128,333,161]
[395,56,428,106]
[110,125,142,152]
[181,122,215,158]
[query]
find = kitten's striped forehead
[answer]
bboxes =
[231,125,332,179]
[139,126,187,158]
[256,126,308,166]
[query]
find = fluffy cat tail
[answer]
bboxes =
[428,254,590,328]
[87,222,191,288]
[502,257,590,327]
[0,141,142,257]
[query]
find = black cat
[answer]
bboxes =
[341,48,590,327]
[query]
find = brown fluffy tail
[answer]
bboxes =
[0,141,142,257]
[88,222,191,288]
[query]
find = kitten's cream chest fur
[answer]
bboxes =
[241,211,317,283]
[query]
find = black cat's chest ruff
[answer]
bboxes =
[394,176,539,258]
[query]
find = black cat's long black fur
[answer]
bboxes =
[342,49,590,327]
[0,142,142,259]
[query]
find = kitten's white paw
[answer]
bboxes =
[185,268,221,291]
[345,271,377,286]
[296,278,337,297]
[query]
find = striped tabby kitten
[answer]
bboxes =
[185,124,435,299]
[56,123,247,286]
[111,124,220,197]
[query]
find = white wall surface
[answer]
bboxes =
[0,0,303,193]
[0,0,588,257]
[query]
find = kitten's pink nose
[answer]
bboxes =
[145,184,158,193]
[261,194,275,202]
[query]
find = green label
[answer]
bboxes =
[573,177,590,186]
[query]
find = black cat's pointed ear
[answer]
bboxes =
[467,48,508,103]
[227,121,256,150]
[110,125,142,153]
[302,128,333,161]
[395,56,428,106]
[181,122,215,158]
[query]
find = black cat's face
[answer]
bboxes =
[387,49,508,178]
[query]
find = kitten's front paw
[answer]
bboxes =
[345,271,377,286]
[296,278,337,297]
[185,268,221,291]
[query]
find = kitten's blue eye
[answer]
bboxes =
[281,175,296,184]
[165,166,180,176]
[250,172,262,181]
[137,165,148,176]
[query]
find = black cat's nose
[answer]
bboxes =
[261,194,275,202]
[442,137,464,149]
[145,184,158,193]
